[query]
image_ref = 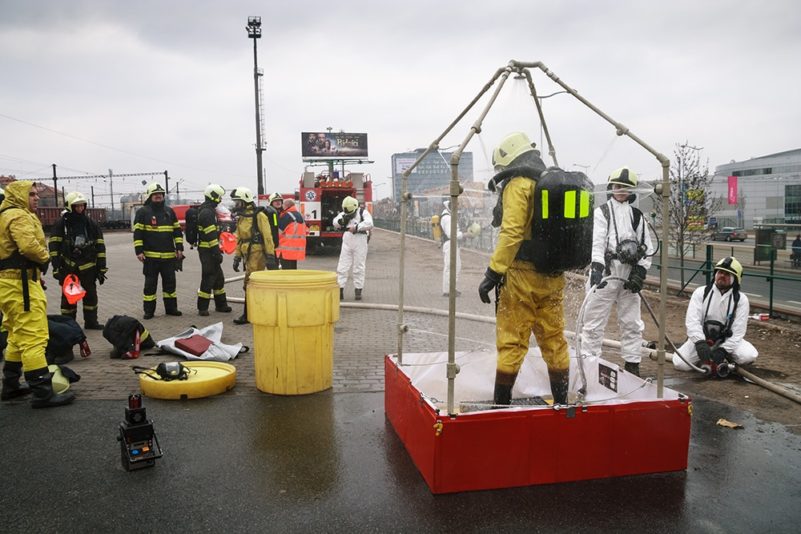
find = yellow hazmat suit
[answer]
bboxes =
[490,177,570,374]
[0,181,50,372]
[234,205,276,288]
[482,174,570,406]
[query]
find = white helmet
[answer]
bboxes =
[145,182,166,199]
[492,132,536,170]
[342,196,359,214]
[230,186,255,204]
[205,183,225,203]
[608,166,638,188]
[65,191,88,211]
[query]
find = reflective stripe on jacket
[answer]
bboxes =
[133,202,183,259]
[197,201,220,250]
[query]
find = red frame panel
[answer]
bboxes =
[385,356,691,494]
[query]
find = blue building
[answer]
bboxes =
[391,150,474,201]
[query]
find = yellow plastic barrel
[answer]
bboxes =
[247,270,339,395]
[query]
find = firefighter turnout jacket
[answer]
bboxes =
[133,201,184,259]
[196,200,222,253]
[48,212,107,277]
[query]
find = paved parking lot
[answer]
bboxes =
[37,228,498,399]
[3,228,800,532]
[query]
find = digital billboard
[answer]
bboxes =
[302,132,368,158]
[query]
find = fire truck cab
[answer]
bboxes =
[296,170,372,253]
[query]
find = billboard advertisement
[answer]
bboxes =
[302,132,368,158]
[728,175,738,205]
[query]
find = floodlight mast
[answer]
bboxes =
[246,16,265,197]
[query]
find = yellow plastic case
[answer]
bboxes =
[138,361,237,400]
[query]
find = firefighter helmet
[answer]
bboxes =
[342,196,359,214]
[492,132,536,170]
[608,166,638,188]
[65,191,88,211]
[268,192,283,205]
[714,256,743,284]
[204,184,225,203]
[145,182,166,199]
[230,186,255,203]
[0,185,4,203]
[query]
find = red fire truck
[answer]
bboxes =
[258,170,372,253]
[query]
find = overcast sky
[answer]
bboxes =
[1,0,799,204]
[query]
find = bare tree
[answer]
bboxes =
[655,142,722,291]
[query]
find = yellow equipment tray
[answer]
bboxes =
[138,361,237,400]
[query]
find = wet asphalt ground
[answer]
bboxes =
[1,230,800,532]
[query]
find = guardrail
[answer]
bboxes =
[376,217,801,319]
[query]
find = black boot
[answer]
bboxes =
[493,383,512,407]
[214,294,232,313]
[493,370,516,407]
[233,298,249,325]
[25,368,75,408]
[355,288,362,301]
[197,296,210,316]
[84,310,104,330]
[1,361,31,401]
[624,362,640,377]
[548,368,569,405]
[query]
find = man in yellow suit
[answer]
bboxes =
[0,181,75,407]
[230,186,276,325]
[478,133,570,407]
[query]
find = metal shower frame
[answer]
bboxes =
[395,60,671,416]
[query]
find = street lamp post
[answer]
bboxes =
[246,16,265,197]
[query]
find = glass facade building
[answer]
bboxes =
[391,150,474,201]
[713,149,801,228]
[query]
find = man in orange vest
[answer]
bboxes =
[277,199,307,269]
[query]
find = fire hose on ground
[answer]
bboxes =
[639,291,801,406]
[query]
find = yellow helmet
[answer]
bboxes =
[492,132,536,169]
[342,196,359,214]
[65,191,88,211]
[204,184,225,203]
[714,256,743,284]
[268,192,283,204]
[145,182,166,199]
[608,166,638,188]
[0,185,4,202]
[230,186,254,203]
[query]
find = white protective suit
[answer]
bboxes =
[580,198,655,364]
[334,207,374,290]
[440,205,463,295]
[673,283,758,370]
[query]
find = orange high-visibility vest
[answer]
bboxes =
[277,207,307,260]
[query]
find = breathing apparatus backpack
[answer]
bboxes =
[184,206,200,248]
[495,167,594,274]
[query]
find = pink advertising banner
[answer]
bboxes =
[728,176,738,205]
